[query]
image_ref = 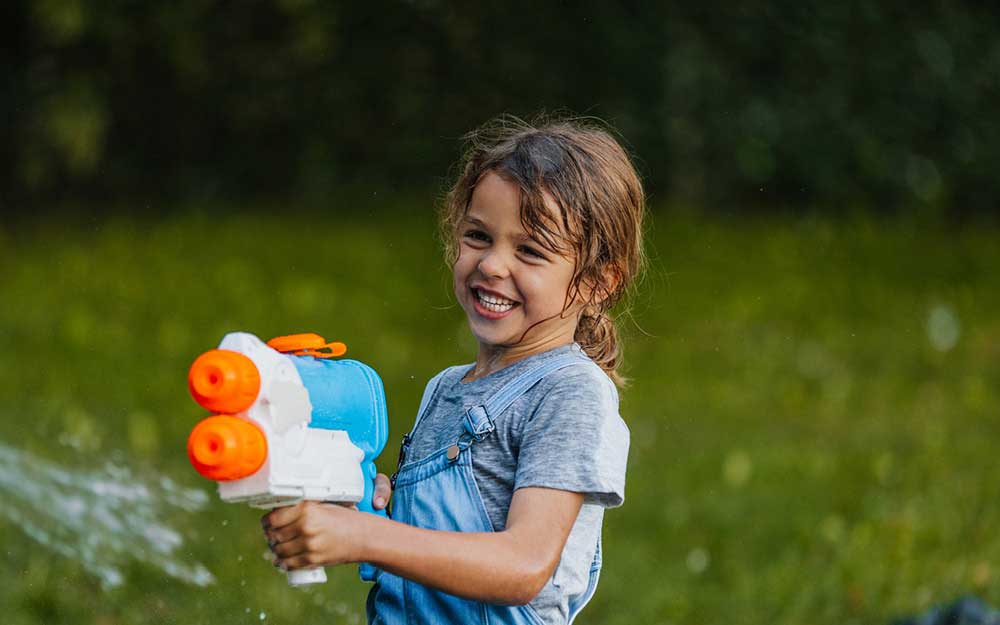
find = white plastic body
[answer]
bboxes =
[214,332,366,586]
[287,567,328,586]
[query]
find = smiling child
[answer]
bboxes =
[263,116,645,625]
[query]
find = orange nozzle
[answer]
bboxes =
[187,414,267,481]
[188,349,261,413]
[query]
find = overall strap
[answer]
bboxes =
[464,351,590,441]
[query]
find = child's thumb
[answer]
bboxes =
[373,473,393,509]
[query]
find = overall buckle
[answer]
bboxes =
[463,405,495,441]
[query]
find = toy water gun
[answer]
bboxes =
[185,331,388,586]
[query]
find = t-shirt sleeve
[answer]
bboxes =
[513,364,630,508]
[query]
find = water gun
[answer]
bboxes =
[185,331,388,586]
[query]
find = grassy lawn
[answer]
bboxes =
[1,205,997,625]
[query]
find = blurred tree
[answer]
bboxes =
[2,1,997,212]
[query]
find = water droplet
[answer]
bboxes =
[686,547,710,574]
[927,305,960,351]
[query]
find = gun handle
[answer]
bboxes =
[288,567,327,586]
[358,460,386,582]
[357,460,389,518]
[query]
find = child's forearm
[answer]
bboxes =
[264,488,582,605]
[360,514,553,605]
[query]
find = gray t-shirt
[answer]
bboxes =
[404,343,630,624]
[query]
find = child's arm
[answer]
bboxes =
[263,486,584,605]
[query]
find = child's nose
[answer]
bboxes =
[477,249,511,279]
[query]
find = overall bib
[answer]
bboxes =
[367,352,602,625]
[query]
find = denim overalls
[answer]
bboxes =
[367,351,603,625]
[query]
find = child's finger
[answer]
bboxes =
[373,473,392,509]
[275,551,323,572]
[264,524,299,548]
[270,536,309,560]
[262,501,305,530]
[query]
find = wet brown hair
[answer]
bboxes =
[440,115,646,386]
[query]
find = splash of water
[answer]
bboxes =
[927,304,961,351]
[0,440,215,588]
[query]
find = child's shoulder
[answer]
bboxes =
[518,353,629,478]
[531,352,619,405]
[518,353,622,434]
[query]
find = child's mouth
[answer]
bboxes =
[472,288,519,318]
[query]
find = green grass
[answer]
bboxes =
[1,205,998,625]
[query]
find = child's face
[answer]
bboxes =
[453,171,584,357]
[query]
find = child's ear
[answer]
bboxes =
[586,267,621,306]
[603,267,622,297]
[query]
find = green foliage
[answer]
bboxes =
[4,2,999,211]
[1,206,998,624]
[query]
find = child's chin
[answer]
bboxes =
[468,324,512,346]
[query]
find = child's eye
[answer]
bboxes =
[463,229,490,243]
[519,245,547,260]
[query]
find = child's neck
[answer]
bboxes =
[465,336,574,382]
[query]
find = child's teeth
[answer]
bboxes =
[476,289,515,312]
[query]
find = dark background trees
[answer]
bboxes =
[4,1,998,212]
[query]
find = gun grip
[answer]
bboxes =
[357,460,386,582]
[356,461,389,517]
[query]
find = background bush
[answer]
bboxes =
[4,1,999,212]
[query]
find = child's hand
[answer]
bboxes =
[262,501,368,570]
[260,473,389,571]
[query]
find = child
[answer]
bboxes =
[263,116,645,625]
